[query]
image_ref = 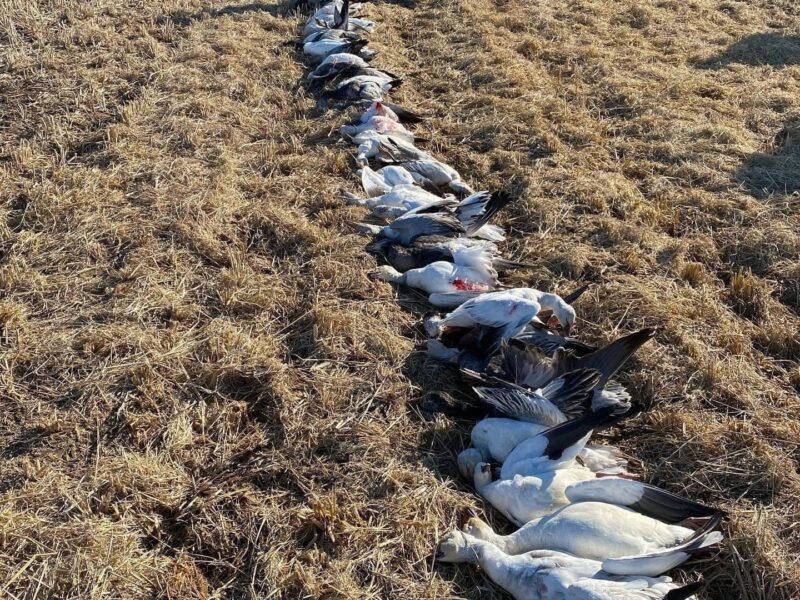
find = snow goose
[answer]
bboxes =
[354,212,465,245]
[359,165,418,197]
[461,502,723,561]
[361,100,425,124]
[425,288,576,340]
[302,28,360,44]
[462,419,630,477]
[470,461,596,525]
[466,457,717,526]
[324,74,403,102]
[368,245,501,306]
[499,405,631,480]
[435,531,712,598]
[398,158,474,195]
[351,131,431,165]
[456,372,633,474]
[303,37,369,61]
[340,115,414,143]
[303,16,376,38]
[344,184,455,216]
[303,1,373,37]
[471,328,656,420]
[367,237,531,273]
[355,100,404,125]
[364,190,512,241]
[423,288,577,369]
[501,328,655,392]
[307,52,371,80]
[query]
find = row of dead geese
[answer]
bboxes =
[294,1,725,597]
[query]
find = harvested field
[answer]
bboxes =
[1,0,799,598]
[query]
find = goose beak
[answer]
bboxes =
[563,323,571,337]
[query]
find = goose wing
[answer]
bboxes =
[360,165,392,197]
[565,478,720,524]
[499,342,557,389]
[387,213,464,245]
[455,289,542,329]
[572,328,657,387]
[516,323,598,357]
[467,368,598,424]
[472,386,567,427]
[455,190,513,235]
[600,514,723,577]
[568,579,666,600]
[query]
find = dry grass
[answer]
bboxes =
[1,0,799,598]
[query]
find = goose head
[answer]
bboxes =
[368,264,404,283]
[553,303,576,336]
[527,290,576,336]
[457,448,483,479]
[473,462,493,489]
[434,530,475,562]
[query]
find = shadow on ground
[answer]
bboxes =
[696,33,800,68]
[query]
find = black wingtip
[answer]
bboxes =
[545,368,601,417]
[347,39,369,54]
[631,484,721,524]
[381,101,426,123]
[542,404,618,460]
[686,511,725,543]
[664,581,704,600]
[466,191,513,234]
[579,327,657,385]
[562,284,590,304]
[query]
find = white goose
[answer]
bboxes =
[462,402,632,484]
[303,37,368,61]
[307,52,370,80]
[435,530,712,599]
[325,74,402,102]
[399,158,474,195]
[461,421,629,475]
[344,184,454,216]
[425,288,576,339]
[469,461,596,525]
[369,245,499,306]
[351,131,430,165]
[461,502,722,561]
[466,458,719,527]
[340,115,414,143]
[359,165,418,197]
[357,100,425,125]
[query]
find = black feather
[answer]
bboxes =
[381,101,426,123]
[560,328,656,387]
[628,484,721,524]
[664,582,705,600]
[542,405,620,460]
[562,283,590,304]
